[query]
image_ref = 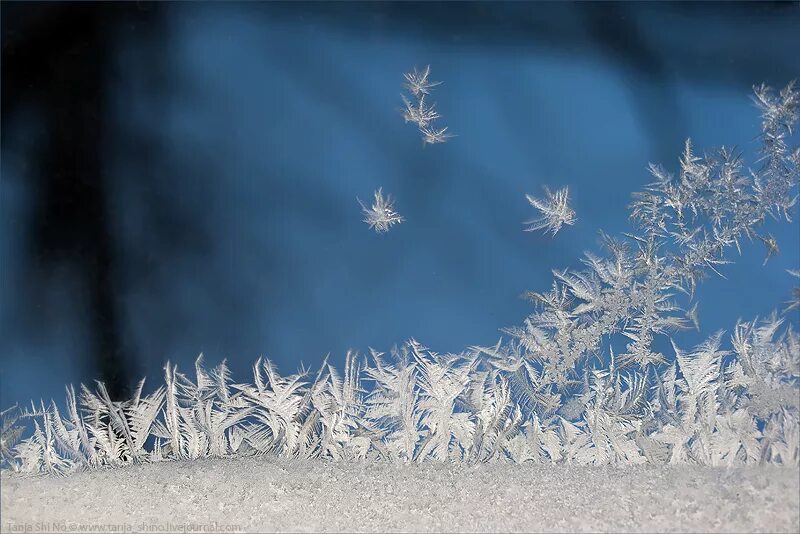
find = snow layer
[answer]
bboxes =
[2,458,798,533]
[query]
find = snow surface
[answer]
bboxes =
[2,458,798,533]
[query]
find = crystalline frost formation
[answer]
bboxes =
[524,186,577,236]
[3,83,798,474]
[359,188,405,234]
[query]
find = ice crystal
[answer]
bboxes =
[524,186,576,236]
[358,188,404,234]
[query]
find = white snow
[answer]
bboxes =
[2,458,798,533]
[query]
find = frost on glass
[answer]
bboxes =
[2,83,798,475]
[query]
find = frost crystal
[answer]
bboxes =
[359,188,404,233]
[524,186,576,236]
[401,94,440,129]
[403,65,442,97]
[420,126,453,145]
[401,65,452,144]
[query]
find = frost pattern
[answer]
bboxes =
[2,83,798,475]
[359,188,404,233]
[524,186,577,236]
[401,65,452,145]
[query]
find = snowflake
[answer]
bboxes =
[359,188,405,233]
[524,186,577,236]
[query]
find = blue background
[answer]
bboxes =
[1,2,798,407]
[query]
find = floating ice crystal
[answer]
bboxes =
[359,188,405,233]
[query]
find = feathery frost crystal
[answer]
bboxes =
[401,65,452,145]
[359,188,404,234]
[524,186,577,236]
[403,65,442,97]
[2,83,798,475]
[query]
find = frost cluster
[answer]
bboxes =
[401,65,452,145]
[2,83,798,474]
